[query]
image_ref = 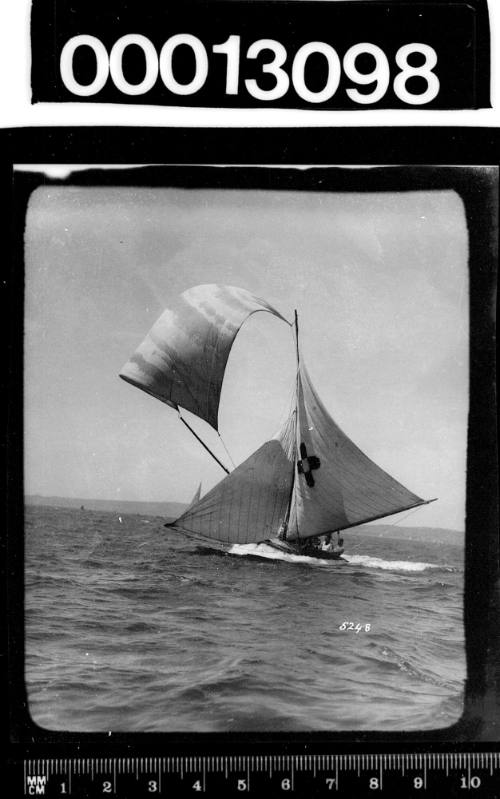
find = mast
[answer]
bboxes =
[281,310,300,539]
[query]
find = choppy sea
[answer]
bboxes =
[25,505,465,732]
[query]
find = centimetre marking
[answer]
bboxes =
[24,753,499,794]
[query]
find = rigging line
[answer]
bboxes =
[217,432,236,470]
[178,411,230,474]
[387,501,433,528]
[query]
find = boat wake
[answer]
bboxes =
[229,545,454,572]
[343,554,453,572]
[229,543,342,566]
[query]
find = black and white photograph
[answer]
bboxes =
[21,164,476,734]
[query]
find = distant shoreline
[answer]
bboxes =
[25,495,464,545]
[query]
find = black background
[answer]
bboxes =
[1,129,498,797]
[30,0,491,110]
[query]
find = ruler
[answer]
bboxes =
[20,753,500,797]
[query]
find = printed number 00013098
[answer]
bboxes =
[339,622,371,632]
[60,34,440,106]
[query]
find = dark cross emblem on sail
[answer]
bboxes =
[297,442,321,487]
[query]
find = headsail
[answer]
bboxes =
[168,411,296,545]
[188,482,202,509]
[120,284,288,431]
[287,360,427,540]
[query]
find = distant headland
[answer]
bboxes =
[25,494,464,546]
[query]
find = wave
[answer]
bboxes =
[228,545,455,573]
[229,542,342,566]
[344,554,455,572]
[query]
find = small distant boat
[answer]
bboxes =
[120,285,436,559]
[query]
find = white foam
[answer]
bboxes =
[230,542,333,565]
[343,554,440,572]
[230,545,443,572]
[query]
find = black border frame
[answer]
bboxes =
[2,127,498,777]
[29,0,491,110]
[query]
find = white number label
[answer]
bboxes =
[340,620,371,632]
[393,43,440,105]
[160,34,209,95]
[292,42,341,103]
[60,36,440,106]
[60,35,109,97]
[213,35,240,95]
[461,775,481,789]
[344,43,390,104]
[245,39,290,101]
[109,34,158,96]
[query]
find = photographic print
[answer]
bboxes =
[21,165,475,734]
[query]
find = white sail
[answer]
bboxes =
[188,483,202,509]
[120,284,288,431]
[121,287,432,548]
[286,361,426,540]
[169,412,296,545]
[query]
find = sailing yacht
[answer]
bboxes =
[120,284,435,558]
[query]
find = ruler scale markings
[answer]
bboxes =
[20,752,500,795]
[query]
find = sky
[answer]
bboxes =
[24,173,470,530]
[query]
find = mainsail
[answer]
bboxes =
[121,285,432,546]
[170,412,296,545]
[119,284,288,431]
[286,360,427,541]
